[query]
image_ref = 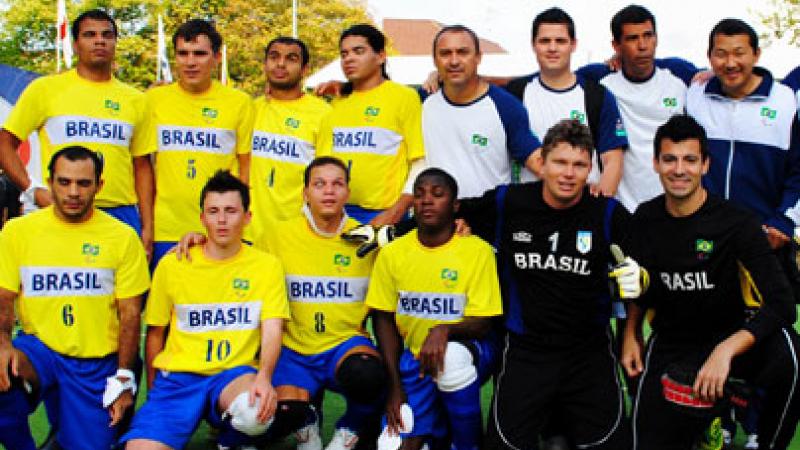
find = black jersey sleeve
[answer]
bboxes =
[608,199,633,258]
[736,215,797,341]
[458,186,500,245]
[625,207,655,309]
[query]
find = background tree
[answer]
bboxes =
[759,0,800,46]
[0,0,372,94]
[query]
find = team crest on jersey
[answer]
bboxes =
[233,278,250,297]
[334,253,351,272]
[202,107,218,123]
[695,239,714,260]
[569,110,586,124]
[363,106,381,122]
[513,231,532,243]
[662,97,678,108]
[576,231,591,254]
[471,134,488,147]
[760,107,777,126]
[82,243,100,262]
[441,268,458,288]
[104,99,120,115]
[285,117,301,129]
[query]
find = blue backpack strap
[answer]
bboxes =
[493,184,509,249]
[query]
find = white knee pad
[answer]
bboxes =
[225,392,274,436]
[436,342,477,392]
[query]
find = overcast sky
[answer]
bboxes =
[366,0,800,77]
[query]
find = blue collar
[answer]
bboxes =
[705,66,773,100]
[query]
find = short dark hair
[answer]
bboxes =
[340,24,388,94]
[71,9,117,41]
[653,115,709,160]
[541,119,594,160]
[48,146,104,183]
[433,25,481,54]
[611,5,656,42]
[413,168,459,200]
[200,170,250,211]
[173,19,223,54]
[531,7,575,41]
[265,36,310,67]
[304,157,350,187]
[707,18,759,55]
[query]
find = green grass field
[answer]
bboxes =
[21,313,800,449]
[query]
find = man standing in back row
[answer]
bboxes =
[578,4,698,210]
[140,19,254,269]
[686,18,800,292]
[504,7,627,196]
[248,37,331,240]
[316,24,425,226]
[423,25,541,199]
[0,9,153,250]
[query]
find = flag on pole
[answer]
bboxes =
[220,44,229,85]
[56,0,73,72]
[156,14,173,82]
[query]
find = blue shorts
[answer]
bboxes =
[11,333,118,450]
[151,241,176,272]
[272,335,374,396]
[122,366,256,449]
[100,204,142,236]
[398,336,499,438]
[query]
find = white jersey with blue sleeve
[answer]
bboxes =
[515,75,628,183]
[422,85,541,199]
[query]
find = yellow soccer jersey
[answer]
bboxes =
[255,216,374,354]
[365,230,502,356]
[249,94,331,240]
[2,69,147,208]
[317,81,424,210]
[0,207,149,357]
[138,81,254,242]
[145,245,290,375]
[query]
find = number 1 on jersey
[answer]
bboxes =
[548,232,559,253]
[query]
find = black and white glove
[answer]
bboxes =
[608,244,649,300]
[342,224,395,257]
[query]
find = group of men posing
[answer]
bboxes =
[0,2,800,450]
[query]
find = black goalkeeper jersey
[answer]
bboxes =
[630,194,796,343]
[461,182,631,348]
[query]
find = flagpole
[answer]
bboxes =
[56,33,61,73]
[156,15,161,82]
[220,44,228,85]
[292,0,298,38]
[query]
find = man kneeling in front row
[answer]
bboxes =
[123,171,295,449]
[622,115,800,450]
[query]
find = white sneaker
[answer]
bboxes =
[296,421,323,450]
[744,434,759,450]
[325,428,359,450]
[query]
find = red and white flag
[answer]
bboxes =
[56,0,73,72]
